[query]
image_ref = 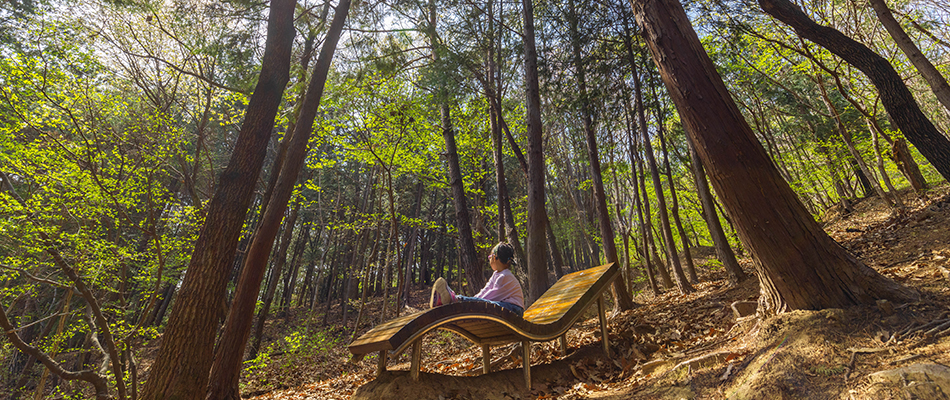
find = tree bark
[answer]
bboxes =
[633,66,694,295]
[757,0,950,182]
[429,1,484,294]
[868,0,950,114]
[630,0,918,314]
[139,1,297,397]
[522,0,549,303]
[567,0,635,310]
[206,0,350,396]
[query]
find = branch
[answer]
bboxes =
[0,171,128,400]
[0,264,69,288]
[0,302,111,399]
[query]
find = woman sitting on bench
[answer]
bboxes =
[429,242,525,316]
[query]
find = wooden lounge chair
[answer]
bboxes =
[348,263,619,388]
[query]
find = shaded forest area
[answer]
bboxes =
[1,0,949,397]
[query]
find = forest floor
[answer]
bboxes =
[237,184,950,400]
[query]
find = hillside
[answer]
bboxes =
[240,185,950,399]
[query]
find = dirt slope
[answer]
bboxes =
[248,185,950,399]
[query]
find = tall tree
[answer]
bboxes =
[630,0,917,314]
[428,0,485,293]
[566,0,636,309]
[207,0,350,392]
[522,0,549,302]
[633,62,694,294]
[139,1,297,398]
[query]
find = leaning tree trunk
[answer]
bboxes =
[630,0,918,315]
[869,0,950,114]
[523,0,549,303]
[249,206,306,359]
[206,0,350,396]
[758,0,950,182]
[140,1,297,398]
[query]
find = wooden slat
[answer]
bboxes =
[348,263,618,358]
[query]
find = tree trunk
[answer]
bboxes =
[686,136,747,284]
[868,0,950,114]
[439,107,484,293]
[633,65,694,295]
[813,73,894,208]
[206,0,350,396]
[522,0,549,303]
[250,212,311,359]
[352,221,383,339]
[139,1,297,398]
[634,133,672,289]
[488,86,529,282]
[757,0,950,182]
[655,106,699,284]
[630,0,918,314]
[567,0,635,310]
[892,136,929,192]
[397,181,425,306]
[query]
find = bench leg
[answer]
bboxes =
[410,340,422,381]
[559,334,568,356]
[482,344,491,375]
[522,341,531,389]
[598,295,610,358]
[377,350,388,375]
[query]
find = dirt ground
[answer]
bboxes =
[243,185,950,400]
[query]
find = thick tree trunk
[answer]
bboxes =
[522,0,549,303]
[139,1,297,398]
[206,0,350,396]
[630,0,917,314]
[758,0,950,182]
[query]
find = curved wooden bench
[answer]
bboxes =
[348,263,619,388]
